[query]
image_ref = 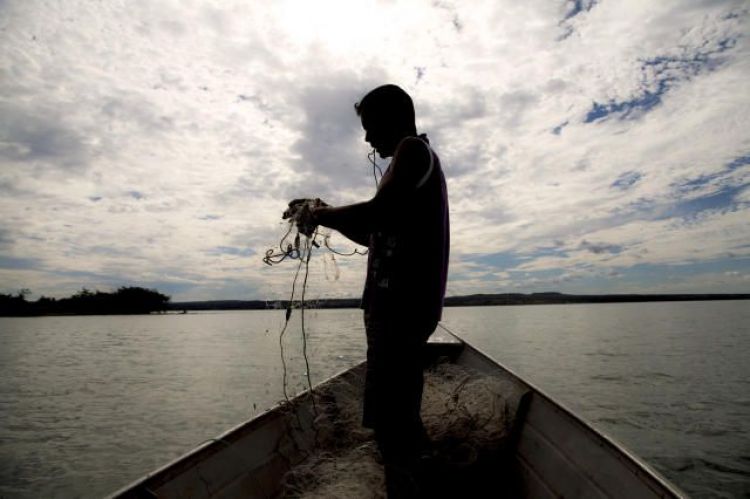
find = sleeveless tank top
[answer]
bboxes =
[361,135,450,325]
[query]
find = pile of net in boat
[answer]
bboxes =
[279,361,526,498]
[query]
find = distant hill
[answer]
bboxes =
[5,289,746,316]
[1,287,170,316]
[168,297,361,311]
[443,292,750,306]
[169,292,750,311]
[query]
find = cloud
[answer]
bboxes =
[583,33,739,123]
[498,90,539,129]
[0,228,12,249]
[551,121,569,135]
[291,74,380,192]
[0,0,748,300]
[579,240,623,255]
[611,171,643,190]
[0,102,92,171]
[563,0,598,21]
[207,246,256,257]
[0,255,40,270]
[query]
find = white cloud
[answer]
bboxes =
[1,0,749,300]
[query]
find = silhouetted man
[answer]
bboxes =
[291,84,449,497]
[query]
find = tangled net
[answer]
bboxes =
[262,152,381,425]
[262,199,368,408]
[279,361,525,499]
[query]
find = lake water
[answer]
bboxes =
[0,301,748,498]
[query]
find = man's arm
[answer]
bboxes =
[311,137,431,244]
[314,203,372,246]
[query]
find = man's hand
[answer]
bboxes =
[284,198,328,237]
[283,198,328,219]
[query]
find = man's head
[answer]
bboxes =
[355,84,417,158]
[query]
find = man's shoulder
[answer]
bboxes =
[393,136,432,178]
[397,136,431,158]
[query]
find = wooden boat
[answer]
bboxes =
[109,327,686,498]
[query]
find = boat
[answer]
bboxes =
[109,327,686,498]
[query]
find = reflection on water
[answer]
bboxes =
[0,310,366,498]
[0,302,748,498]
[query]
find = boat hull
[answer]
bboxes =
[109,328,685,498]
[454,334,685,498]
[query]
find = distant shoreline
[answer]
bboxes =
[3,292,747,317]
[169,292,750,312]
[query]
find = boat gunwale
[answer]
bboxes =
[107,360,368,498]
[109,325,687,499]
[444,324,687,498]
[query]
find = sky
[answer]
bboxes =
[1,0,749,301]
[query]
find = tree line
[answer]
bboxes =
[0,287,170,316]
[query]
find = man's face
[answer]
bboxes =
[361,112,399,158]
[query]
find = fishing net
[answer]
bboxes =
[263,198,524,497]
[264,199,369,407]
[278,361,525,498]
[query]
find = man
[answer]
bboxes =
[291,84,449,497]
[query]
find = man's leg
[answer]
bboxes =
[367,317,436,497]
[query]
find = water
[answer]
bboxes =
[448,302,750,498]
[0,302,748,498]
